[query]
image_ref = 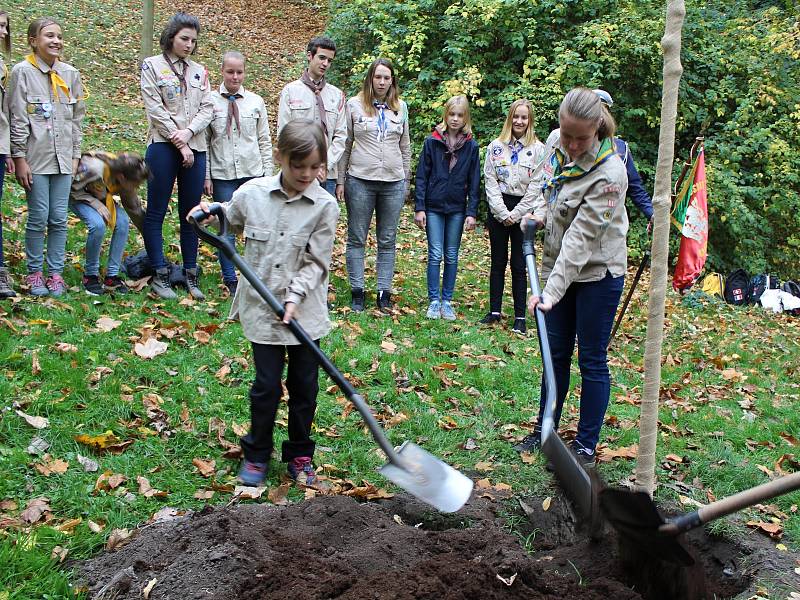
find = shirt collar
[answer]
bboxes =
[267,174,319,204]
[165,52,186,66]
[30,54,58,74]
[218,83,245,96]
[556,136,603,171]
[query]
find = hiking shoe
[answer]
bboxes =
[26,272,49,297]
[351,288,365,312]
[480,312,501,324]
[82,275,104,296]
[151,267,177,299]
[426,299,441,319]
[571,442,597,468]
[441,300,456,321]
[224,279,238,297]
[512,318,527,334]
[185,268,205,300]
[287,456,319,486]
[377,290,392,311]
[0,267,16,298]
[104,275,129,294]
[46,274,67,297]
[513,430,542,453]
[238,459,268,486]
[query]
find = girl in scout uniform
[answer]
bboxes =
[8,17,85,297]
[70,151,149,296]
[336,58,411,312]
[515,87,628,466]
[0,9,16,298]
[481,99,546,334]
[140,12,212,301]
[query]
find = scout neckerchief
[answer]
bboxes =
[25,54,70,101]
[300,69,328,138]
[86,151,119,230]
[373,100,388,142]
[434,125,469,172]
[541,136,615,203]
[508,139,524,165]
[222,90,242,137]
[163,53,188,94]
[1,60,8,88]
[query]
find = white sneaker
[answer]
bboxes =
[426,300,441,319]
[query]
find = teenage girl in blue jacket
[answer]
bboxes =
[414,95,480,321]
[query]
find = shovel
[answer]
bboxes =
[600,470,800,565]
[522,224,598,530]
[189,203,473,513]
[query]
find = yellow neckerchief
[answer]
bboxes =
[86,151,119,229]
[25,54,71,101]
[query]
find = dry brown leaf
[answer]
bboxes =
[192,458,216,478]
[380,340,397,354]
[77,454,99,472]
[474,461,494,472]
[746,520,783,539]
[31,350,41,375]
[779,432,800,447]
[193,489,215,500]
[268,482,291,506]
[106,528,133,551]
[87,520,105,533]
[437,416,459,430]
[234,485,267,499]
[16,410,49,429]
[542,497,552,511]
[134,338,168,359]
[0,499,18,511]
[54,517,82,533]
[215,363,231,381]
[54,342,78,353]
[192,330,211,344]
[137,476,167,498]
[34,456,68,476]
[96,316,122,332]
[20,497,51,523]
[520,452,535,465]
[88,366,113,384]
[721,368,745,382]
[597,444,638,462]
[51,545,69,563]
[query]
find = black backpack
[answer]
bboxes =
[122,250,154,280]
[782,280,800,315]
[724,269,751,305]
[748,274,780,304]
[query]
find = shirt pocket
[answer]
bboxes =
[243,226,272,267]
[290,232,310,271]
[288,100,313,120]
[239,111,258,136]
[387,112,405,136]
[211,111,228,135]
[157,77,181,106]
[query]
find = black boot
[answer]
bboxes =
[351,288,365,312]
[377,290,392,310]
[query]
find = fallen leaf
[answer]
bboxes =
[142,578,157,599]
[193,489,215,500]
[746,520,783,539]
[16,410,49,429]
[20,497,51,523]
[150,507,185,523]
[54,517,82,533]
[87,520,105,533]
[597,444,638,462]
[31,350,41,375]
[380,340,397,354]
[721,368,745,382]
[542,497,552,511]
[26,436,50,455]
[779,432,800,447]
[54,342,78,353]
[474,460,494,472]
[75,431,134,454]
[106,528,133,551]
[437,415,459,430]
[520,452,535,465]
[77,454,99,472]
[0,499,18,511]
[34,456,68,476]
[51,546,69,563]
[137,476,167,498]
[192,330,211,344]
[192,458,216,478]
[268,483,291,506]
[134,338,168,359]
[94,471,127,492]
[215,363,231,381]
[460,438,478,451]
[234,485,267,499]
[96,316,122,332]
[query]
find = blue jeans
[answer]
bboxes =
[0,156,5,266]
[26,173,72,275]
[323,178,337,196]
[536,271,624,451]
[425,210,465,302]
[70,201,130,277]
[143,143,206,271]
[212,177,254,282]
[344,176,405,290]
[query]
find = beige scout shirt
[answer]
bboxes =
[140,53,213,151]
[224,174,339,345]
[484,137,546,222]
[205,84,273,180]
[8,55,85,174]
[336,96,411,184]
[1,58,10,155]
[531,136,628,304]
[277,79,346,178]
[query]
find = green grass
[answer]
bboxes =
[2,0,800,597]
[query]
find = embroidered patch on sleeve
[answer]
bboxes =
[602,184,621,195]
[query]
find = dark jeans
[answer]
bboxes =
[0,155,5,266]
[240,341,320,464]
[536,271,624,452]
[323,178,337,196]
[425,210,465,301]
[211,177,254,282]
[143,143,206,271]
[486,194,526,318]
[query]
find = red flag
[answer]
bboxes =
[672,148,708,291]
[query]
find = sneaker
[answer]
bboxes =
[480,312,501,324]
[46,274,67,297]
[224,279,238,297]
[350,288,365,312]
[0,267,16,298]
[151,267,177,299]
[104,275,129,294]
[185,268,205,300]
[441,300,456,321]
[376,290,392,311]
[287,456,319,486]
[426,300,441,319]
[26,272,49,297]
[512,318,527,334]
[82,275,104,296]
[513,430,541,453]
[571,441,597,468]
[238,459,268,486]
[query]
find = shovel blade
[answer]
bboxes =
[379,441,474,513]
[541,434,594,522]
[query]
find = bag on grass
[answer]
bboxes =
[748,274,780,304]
[782,280,800,315]
[122,250,154,280]
[701,273,724,297]
[723,269,751,305]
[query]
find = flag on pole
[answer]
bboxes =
[672,147,708,292]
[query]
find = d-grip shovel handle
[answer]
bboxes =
[188,204,408,469]
[521,223,558,444]
[661,470,800,536]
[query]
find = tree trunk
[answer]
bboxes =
[634,0,686,496]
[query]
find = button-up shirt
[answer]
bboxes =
[140,53,213,151]
[8,54,85,174]
[225,174,339,345]
[484,137,546,222]
[0,57,10,155]
[205,84,273,180]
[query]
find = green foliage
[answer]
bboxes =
[327,0,800,276]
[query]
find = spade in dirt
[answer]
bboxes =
[190,203,473,513]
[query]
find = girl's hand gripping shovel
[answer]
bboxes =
[522,222,599,531]
[189,203,474,513]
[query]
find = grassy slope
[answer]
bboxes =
[1,0,799,597]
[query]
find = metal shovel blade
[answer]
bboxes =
[379,441,474,513]
[541,433,594,523]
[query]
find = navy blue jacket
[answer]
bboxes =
[415,129,481,217]
[615,138,653,220]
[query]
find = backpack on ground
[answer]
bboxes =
[723,269,751,305]
[748,274,781,304]
[701,273,724,298]
[122,250,154,280]
[782,280,800,315]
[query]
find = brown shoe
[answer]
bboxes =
[0,267,16,298]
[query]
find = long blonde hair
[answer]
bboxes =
[559,87,616,139]
[498,99,538,146]
[358,58,401,117]
[438,95,472,135]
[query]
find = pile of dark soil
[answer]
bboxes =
[75,492,798,599]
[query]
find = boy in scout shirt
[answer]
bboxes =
[140,12,213,300]
[9,17,85,297]
[204,51,273,296]
[277,36,346,196]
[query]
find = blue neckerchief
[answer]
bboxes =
[373,101,388,142]
[509,139,523,165]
